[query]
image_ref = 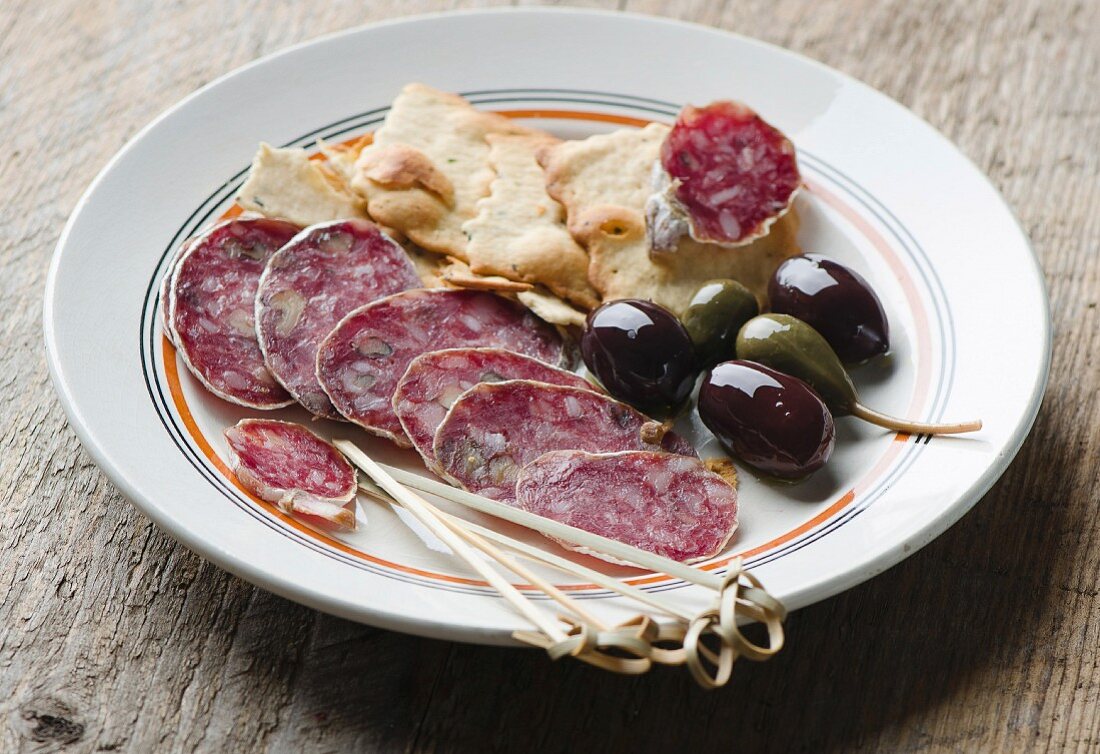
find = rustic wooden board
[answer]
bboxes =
[1,0,1097,750]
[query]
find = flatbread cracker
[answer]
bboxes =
[517,288,588,328]
[351,83,543,259]
[585,207,800,314]
[404,244,447,288]
[439,258,534,293]
[318,135,372,185]
[463,133,599,309]
[540,122,670,239]
[237,143,367,227]
[541,124,801,314]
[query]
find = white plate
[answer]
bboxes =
[44,9,1050,645]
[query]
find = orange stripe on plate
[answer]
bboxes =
[495,109,655,127]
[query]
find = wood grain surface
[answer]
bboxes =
[2,0,1097,751]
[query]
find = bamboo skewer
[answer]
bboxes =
[444,514,694,668]
[361,455,725,591]
[339,440,786,688]
[448,514,697,623]
[350,451,657,673]
[349,449,566,643]
[360,479,692,666]
[447,524,661,673]
[359,478,694,622]
[438,512,611,632]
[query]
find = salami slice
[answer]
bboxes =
[224,419,358,530]
[169,217,301,408]
[646,101,800,253]
[515,450,738,564]
[255,218,420,419]
[159,237,193,348]
[433,380,696,503]
[316,290,575,445]
[393,347,598,470]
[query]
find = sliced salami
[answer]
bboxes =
[169,216,301,408]
[224,419,358,530]
[433,380,696,503]
[256,218,420,419]
[316,290,575,445]
[159,240,187,347]
[647,100,800,253]
[393,347,598,470]
[515,450,738,564]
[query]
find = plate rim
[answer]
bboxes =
[43,7,1052,644]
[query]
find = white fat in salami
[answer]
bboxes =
[433,380,696,503]
[170,217,301,408]
[224,419,358,530]
[647,101,800,253]
[317,290,575,445]
[255,218,420,419]
[393,347,597,471]
[515,450,738,564]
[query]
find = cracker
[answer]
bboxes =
[436,258,589,329]
[516,288,588,328]
[540,122,670,238]
[351,83,543,260]
[237,143,367,227]
[586,208,800,314]
[404,244,448,288]
[704,457,740,490]
[462,133,599,309]
[439,258,534,293]
[318,135,372,185]
[358,143,455,206]
[541,125,801,314]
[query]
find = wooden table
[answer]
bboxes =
[3,1,1097,750]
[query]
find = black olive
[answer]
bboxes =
[768,254,890,363]
[581,299,697,412]
[698,360,835,480]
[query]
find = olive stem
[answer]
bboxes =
[850,402,982,435]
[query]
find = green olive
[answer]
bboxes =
[681,279,759,367]
[736,313,984,435]
[735,313,857,414]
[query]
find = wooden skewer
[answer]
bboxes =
[442,511,700,668]
[437,512,611,631]
[353,453,656,673]
[347,448,567,643]
[360,482,611,629]
[335,442,724,592]
[359,479,694,623]
[359,478,610,627]
[445,514,697,623]
[342,441,785,685]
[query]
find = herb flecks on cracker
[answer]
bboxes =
[463,133,599,310]
[351,83,545,260]
[237,143,367,227]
